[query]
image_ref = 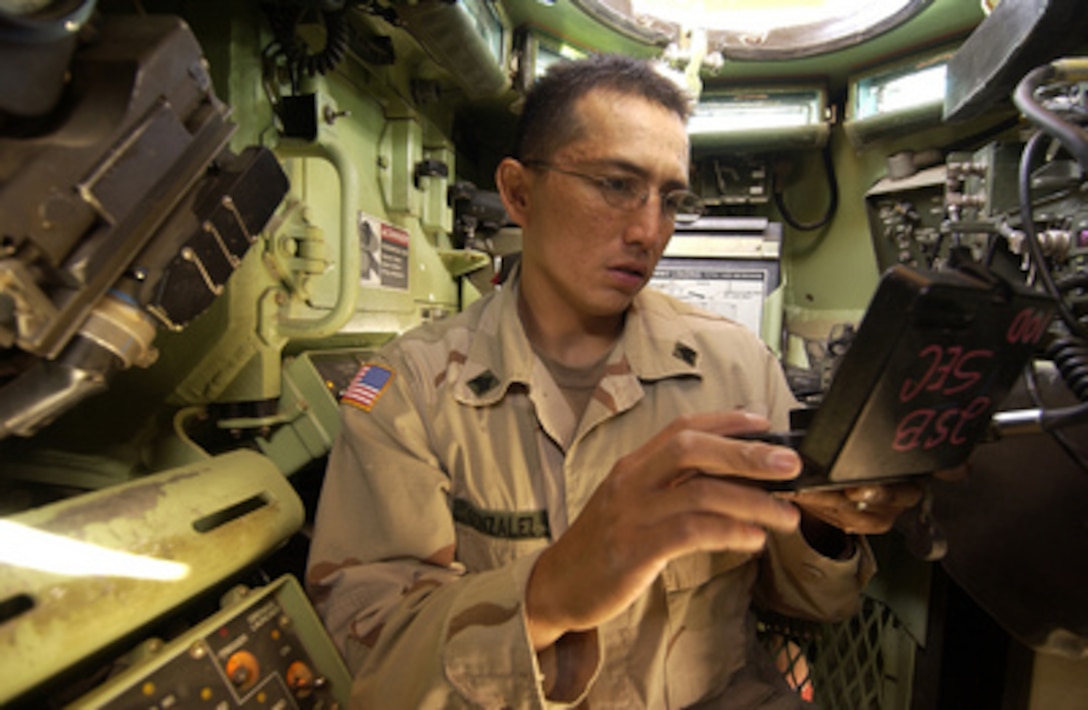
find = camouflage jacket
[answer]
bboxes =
[307,279,874,708]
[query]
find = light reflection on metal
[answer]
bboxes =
[0,520,190,581]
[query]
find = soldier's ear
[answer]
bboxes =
[495,158,531,226]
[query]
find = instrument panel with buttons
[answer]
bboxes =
[73,576,350,709]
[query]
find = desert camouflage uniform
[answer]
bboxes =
[307,278,875,708]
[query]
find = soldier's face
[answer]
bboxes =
[515,89,690,326]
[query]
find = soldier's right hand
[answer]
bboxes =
[524,410,802,651]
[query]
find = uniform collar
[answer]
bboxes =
[453,275,535,406]
[620,288,704,382]
[453,273,703,406]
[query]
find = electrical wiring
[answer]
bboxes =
[772,141,839,232]
[1010,68,1088,469]
[1018,131,1088,342]
[1022,360,1088,472]
[261,2,349,87]
[1014,61,1088,171]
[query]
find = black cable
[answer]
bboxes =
[1041,401,1088,430]
[1013,64,1088,171]
[262,3,348,82]
[1046,325,1088,403]
[1019,129,1088,408]
[1018,131,1088,341]
[772,141,839,232]
[1023,360,1088,472]
[982,233,1001,267]
[303,8,348,76]
[1011,95,1088,468]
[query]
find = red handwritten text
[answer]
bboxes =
[899,345,994,403]
[892,395,992,451]
[1007,307,1049,345]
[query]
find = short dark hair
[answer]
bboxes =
[511,54,692,162]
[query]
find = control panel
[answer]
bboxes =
[74,576,351,709]
[866,144,1088,279]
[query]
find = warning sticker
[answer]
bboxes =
[358,214,409,290]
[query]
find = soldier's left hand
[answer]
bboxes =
[776,482,924,534]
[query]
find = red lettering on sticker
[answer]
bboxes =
[900,345,994,402]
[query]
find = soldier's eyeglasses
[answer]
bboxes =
[524,161,705,224]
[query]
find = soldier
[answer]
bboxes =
[308,53,918,708]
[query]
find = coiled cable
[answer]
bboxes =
[1048,335,1088,402]
[262,3,348,85]
[1046,272,1088,403]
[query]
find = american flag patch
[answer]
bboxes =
[342,364,394,411]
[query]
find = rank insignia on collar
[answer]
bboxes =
[673,342,698,366]
[467,370,500,395]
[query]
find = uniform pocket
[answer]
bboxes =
[661,550,751,592]
[661,551,759,707]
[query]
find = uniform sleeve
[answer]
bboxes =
[306,354,597,708]
[755,345,877,622]
[755,530,876,622]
